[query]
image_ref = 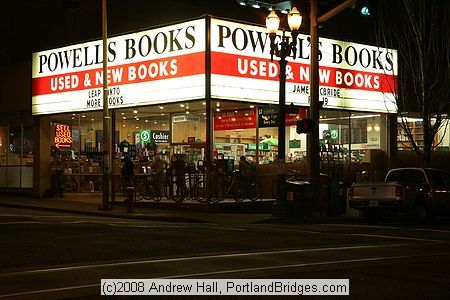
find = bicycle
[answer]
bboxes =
[139,172,164,202]
[225,170,260,202]
[271,169,307,199]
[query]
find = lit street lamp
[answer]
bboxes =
[267,1,353,216]
[266,7,302,214]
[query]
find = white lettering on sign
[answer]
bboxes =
[152,131,170,143]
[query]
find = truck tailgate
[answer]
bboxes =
[348,182,402,209]
[352,182,400,201]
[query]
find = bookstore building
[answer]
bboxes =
[26,16,402,196]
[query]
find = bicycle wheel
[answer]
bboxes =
[209,176,224,203]
[192,180,207,203]
[169,181,187,203]
[232,180,245,202]
[247,182,260,201]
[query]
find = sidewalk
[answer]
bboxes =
[0,193,275,225]
[0,193,358,225]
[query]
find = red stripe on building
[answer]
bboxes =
[211,52,397,94]
[32,52,205,96]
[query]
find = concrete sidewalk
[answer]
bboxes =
[0,193,275,225]
[0,193,358,225]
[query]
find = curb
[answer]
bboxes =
[0,202,207,223]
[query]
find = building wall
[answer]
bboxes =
[0,63,31,113]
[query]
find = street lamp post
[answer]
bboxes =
[266,7,302,215]
[267,1,353,215]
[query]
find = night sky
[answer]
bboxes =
[0,0,378,67]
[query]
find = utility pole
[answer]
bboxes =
[101,0,111,210]
[307,0,354,213]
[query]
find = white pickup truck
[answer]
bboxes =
[347,168,450,222]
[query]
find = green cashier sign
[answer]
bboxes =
[139,130,151,143]
[330,129,339,141]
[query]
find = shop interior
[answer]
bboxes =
[47,99,388,192]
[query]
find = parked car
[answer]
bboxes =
[347,168,450,223]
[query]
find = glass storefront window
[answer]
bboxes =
[0,121,33,188]
[8,125,22,166]
[213,101,257,166]
[23,125,33,166]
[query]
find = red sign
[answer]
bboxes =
[211,52,397,93]
[214,108,256,131]
[54,123,72,149]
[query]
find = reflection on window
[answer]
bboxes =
[8,125,21,166]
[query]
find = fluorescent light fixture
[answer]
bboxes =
[252,3,260,9]
[239,0,246,5]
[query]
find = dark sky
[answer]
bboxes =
[0,0,378,66]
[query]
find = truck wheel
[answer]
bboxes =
[414,202,430,224]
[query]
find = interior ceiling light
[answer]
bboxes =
[180,104,185,107]
[145,119,149,123]
[159,106,164,109]
[133,109,138,114]
[239,0,246,5]
[216,102,220,107]
[121,112,125,115]
[136,126,139,129]
[202,101,206,105]
[122,124,125,127]
[186,110,190,114]
[81,115,85,118]
[154,121,157,124]
[252,2,261,9]
[161,113,165,116]
[123,117,126,119]
[250,105,255,108]
[136,117,140,121]
[91,118,94,121]
[216,108,221,112]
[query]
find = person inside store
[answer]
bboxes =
[152,154,168,174]
[50,155,65,198]
[238,155,250,175]
[237,155,251,190]
[122,155,135,188]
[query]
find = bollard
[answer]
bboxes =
[126,186,135,213]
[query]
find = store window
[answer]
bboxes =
[318,111,385,163]
[0,118,33,189]
[170,101,206,163]
[213,101,257,167]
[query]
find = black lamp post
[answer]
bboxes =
[266,7,302,214]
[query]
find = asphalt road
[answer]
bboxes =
[1,206,450,299]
